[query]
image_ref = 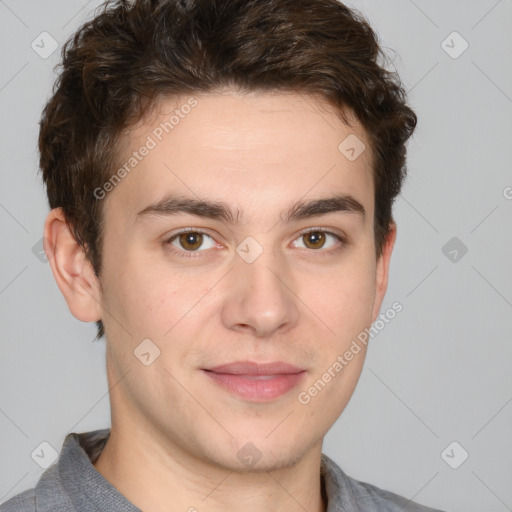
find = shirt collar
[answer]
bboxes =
[35,429,357,512]
[36,429,140,512]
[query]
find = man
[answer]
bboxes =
[0,0,445,510]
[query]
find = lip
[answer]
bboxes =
[202,361,306,402]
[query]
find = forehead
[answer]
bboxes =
[107,89,374,223]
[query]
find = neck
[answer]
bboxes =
[93,424,327,512]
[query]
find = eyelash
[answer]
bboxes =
[164,228,347,259]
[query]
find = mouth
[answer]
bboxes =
[202,361,306,402]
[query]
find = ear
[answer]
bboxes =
[43,208,102,323]
[370,222,397,323]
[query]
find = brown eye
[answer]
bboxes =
[167,232,210,251]
[167,230,218,255]
[178,232,203,250]
[302,231,326,249]
[292,230,344,251]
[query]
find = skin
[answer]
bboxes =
[44,89,396,512]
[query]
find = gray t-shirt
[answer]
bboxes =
[0,429,445,511]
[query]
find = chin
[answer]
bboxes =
[200,433,318,474]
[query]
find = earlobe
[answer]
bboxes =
[43,208,103,323]
[370,222,397,323]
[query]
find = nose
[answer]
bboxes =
[221,249,300,338]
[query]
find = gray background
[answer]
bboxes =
[1,1,511,511]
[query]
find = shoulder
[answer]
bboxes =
[0,488,36,512]
[321,454,446,512]
[0,460,69,512]
[345,477,445,512]
[0,430,112,512]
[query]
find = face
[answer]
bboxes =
[85,90,393,471]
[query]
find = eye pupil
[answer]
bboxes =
[304,231,325,249]
[179,232,203,250]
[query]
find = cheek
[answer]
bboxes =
[302,270,373,413]
[102,255,219,341]
[311,257,376,336]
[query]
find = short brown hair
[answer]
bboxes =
[39,0,417,340]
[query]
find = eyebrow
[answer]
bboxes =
[136,193,366,224]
